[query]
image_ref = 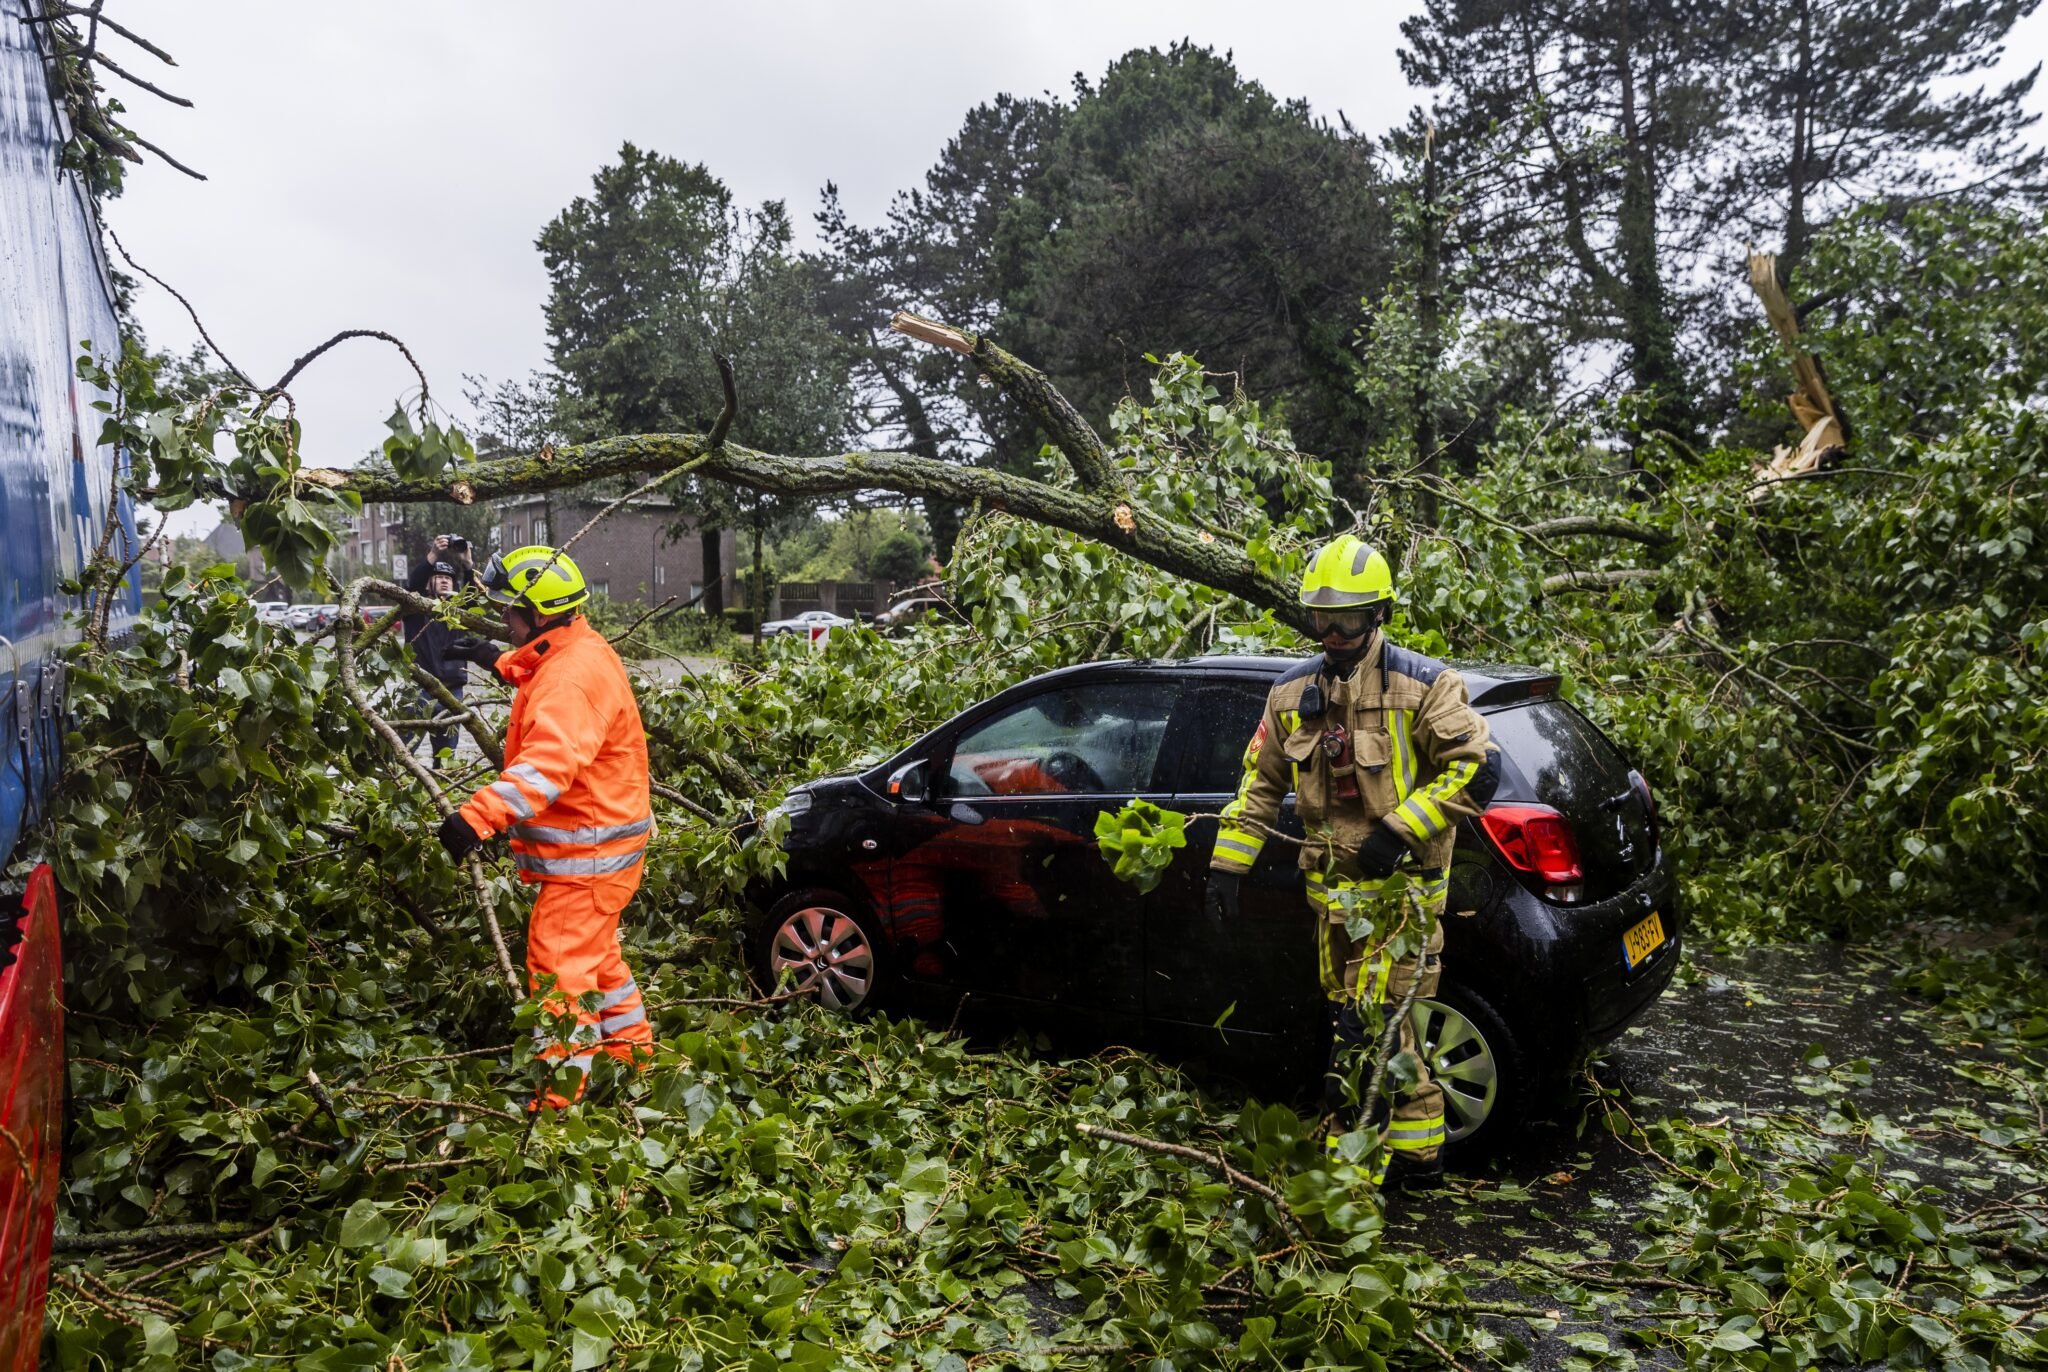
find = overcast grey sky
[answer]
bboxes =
[107,2,2047,536]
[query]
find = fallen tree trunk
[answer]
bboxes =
[293,438,1312,634]
[230,313,1664,637]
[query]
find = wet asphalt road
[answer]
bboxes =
[1388,942,2030,1367]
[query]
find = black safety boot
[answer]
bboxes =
[1382,1154,1446,1192]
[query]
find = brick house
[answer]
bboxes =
[494,494,737,608]
[341,505,412,580]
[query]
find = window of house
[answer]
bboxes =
[654,565,666,587]
[593,580,609,599]
[532,515,549,543]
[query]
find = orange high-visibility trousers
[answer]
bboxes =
[528,882,653,1106]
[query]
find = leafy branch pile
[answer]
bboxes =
[34,190,2048,1369]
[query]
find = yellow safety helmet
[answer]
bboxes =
[480,544,589,616]
[1297,535,1394,609]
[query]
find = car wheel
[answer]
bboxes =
[1409,980,1526,1151]
[756,889,888,1014]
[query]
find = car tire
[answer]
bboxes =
[752,888,889,1015]
[1410,979,1527,1156]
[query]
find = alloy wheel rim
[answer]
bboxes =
[769,907,874,1011]
[1409,997,1499,1144]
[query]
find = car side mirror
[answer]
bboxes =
[887,759,929,805]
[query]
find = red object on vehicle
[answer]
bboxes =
[0,866,63,1372]
[1480,803,1586,893]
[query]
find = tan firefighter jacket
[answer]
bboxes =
[1210,633,1501,878]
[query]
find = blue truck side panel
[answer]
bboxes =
[1,0,140,866]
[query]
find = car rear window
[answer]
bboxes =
[1479,700,1630,804]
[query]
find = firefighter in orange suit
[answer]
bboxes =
[435,545,655,1104]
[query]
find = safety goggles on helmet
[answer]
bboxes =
[479,545,590,615]
[1309,607,1380,641]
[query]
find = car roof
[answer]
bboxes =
[1005,652,1562,709]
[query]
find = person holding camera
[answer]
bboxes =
[401,561,475,763]
[408,532,475,594]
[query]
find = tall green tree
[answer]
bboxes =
[823,45,1394,494]
[1401,0,1732,446]
[1730,0,2043,278]
[817,95,1066,559]
[539,144,853,613]
[1006,45,1394,467]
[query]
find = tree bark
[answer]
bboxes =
[700,527,725,617]
[296,437,1308,633]
[1783,0,1815,274]
[1415,123,1443,527]
[1612,2,1692,448]
[890,312,1120,491]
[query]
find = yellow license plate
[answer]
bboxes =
[1622,911,1666,969]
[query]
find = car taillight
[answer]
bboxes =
[1480,803,1585,903]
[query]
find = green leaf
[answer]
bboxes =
[368,1264,412,1297]
[339,1199,391,1249]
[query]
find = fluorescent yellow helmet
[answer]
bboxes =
[1297,535,1394,609]
[481,544,589,616]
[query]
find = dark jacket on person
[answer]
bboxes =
[403,562,472,690]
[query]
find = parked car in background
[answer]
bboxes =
[874,596,959,633]
[762,609,856,637]
[741,654,1678,1153]
[253,601,293,627]
[285,604,345,634]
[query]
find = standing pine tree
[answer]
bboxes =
[1730,0,2043,279]
[1400,0,1734,448]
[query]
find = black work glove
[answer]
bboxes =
[446,636,501,666]
[1354,823,1411,880]
[437,811,484,862]
[1205,870,1243,925]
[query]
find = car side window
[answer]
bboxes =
[944,682,1181,797]
[1173,683,1270,794]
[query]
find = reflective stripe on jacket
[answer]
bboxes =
[1211,632,1499,877]
[458,616,654,906]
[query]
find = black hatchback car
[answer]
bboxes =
[744,655,1680,1150]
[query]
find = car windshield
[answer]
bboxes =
[945,682,1179,796]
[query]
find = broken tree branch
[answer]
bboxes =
[51,1221,258,1254]
[892,311,1119,491]
[1540,568,1659,596]
[1076,1123,1313,1245]
[1520,515,1674,547]
[337,577,521,993]
[86,49,190,106]
[101,225,251,386]
[291,437,1307,633]
[268,329,428,401]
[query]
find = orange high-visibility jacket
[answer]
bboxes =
[459,616,654,910]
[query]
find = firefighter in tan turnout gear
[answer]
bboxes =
[1206,535,1500,1189]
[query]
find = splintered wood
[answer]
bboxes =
[1747,252,1846,493]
